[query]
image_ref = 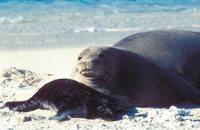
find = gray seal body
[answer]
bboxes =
[114,30,200,75]
[74,30,200,107]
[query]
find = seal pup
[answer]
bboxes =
[5,79,128,121]
[73,30,200,107]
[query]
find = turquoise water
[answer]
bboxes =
[0,0,200,49]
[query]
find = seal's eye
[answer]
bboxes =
[78,56,82,60]
[98,53,104,58]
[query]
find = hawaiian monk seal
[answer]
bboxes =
[5,79,128,121]
[73,30,200,107]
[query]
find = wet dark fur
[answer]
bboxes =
[5,79,128,121]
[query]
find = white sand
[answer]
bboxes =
[0,48,84,78]
[0,49,200,130]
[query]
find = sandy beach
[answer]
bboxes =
[1,67,200,130]
[0,48,84,77]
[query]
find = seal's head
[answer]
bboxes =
[73,46,120,94]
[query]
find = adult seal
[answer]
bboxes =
[73,30,200,107]
[5,79,128,121]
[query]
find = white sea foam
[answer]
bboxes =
[74,27,97,33]
[74,27,141,33]
[0,16,33,24]
[103,28,141,32]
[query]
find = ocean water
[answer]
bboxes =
[0,0,200,50]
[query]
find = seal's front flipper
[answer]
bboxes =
[49,110,71,122]
[163,69,200,103]
[5,100,40,112]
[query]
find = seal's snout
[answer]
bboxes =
[80,69,95,77]
[78,60,94,73]
[76,52,106,77]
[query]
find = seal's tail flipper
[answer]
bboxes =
[5,100,41,112]
[163,69,200,103]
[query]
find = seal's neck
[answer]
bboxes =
[73,73,111,95]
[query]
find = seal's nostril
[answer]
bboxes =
[98,53,104,58]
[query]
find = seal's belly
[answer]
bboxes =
[130,83,184,107]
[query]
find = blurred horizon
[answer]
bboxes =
[0,0,200,50]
